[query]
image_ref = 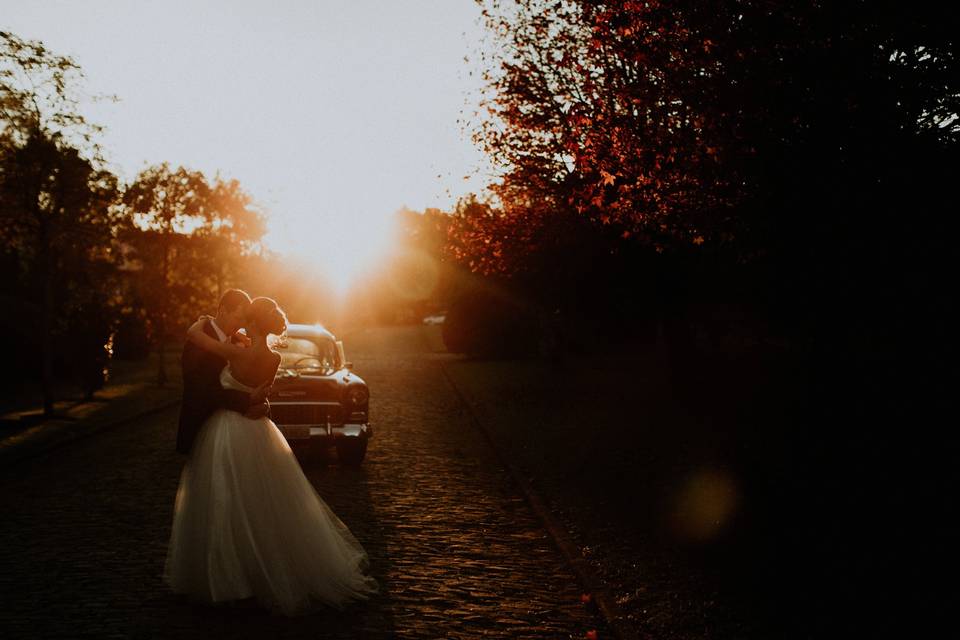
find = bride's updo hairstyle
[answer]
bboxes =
[249,297,287,337]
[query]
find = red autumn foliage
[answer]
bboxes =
[471,0,747,263]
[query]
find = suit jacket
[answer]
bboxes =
[175,320,258,454]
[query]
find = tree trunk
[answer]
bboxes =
[156,236,169,386]
[156,333,167,387]
[39,224,56,416]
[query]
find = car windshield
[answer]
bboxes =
[274,336,338,373]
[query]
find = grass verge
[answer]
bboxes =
[0,351,183,469]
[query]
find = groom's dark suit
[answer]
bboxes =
[175,319,263,454]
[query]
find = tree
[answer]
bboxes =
[474,1,959,255]
[195,177,267,300]
[1,31,119,415]
[1,30,107,154]
[473,1,741,250]
[469,1,959,355]
[122,164,213,386]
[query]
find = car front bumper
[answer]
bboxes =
[280,423,373,443]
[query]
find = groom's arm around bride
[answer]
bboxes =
[175,290,269,454]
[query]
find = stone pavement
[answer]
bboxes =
[0,326,609,639]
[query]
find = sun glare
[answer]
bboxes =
[267,205,397,295]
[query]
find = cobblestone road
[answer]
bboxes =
[0,326,607,639]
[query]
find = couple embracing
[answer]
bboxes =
[163,290,378,615]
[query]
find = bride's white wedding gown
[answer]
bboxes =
[163,366,379,615]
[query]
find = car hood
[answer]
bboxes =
[268,368,364,403]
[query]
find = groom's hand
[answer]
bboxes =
[245,402,270,420]
[244,381,272,419]
[250,381,271,404]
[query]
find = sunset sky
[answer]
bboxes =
[3,0,490,286]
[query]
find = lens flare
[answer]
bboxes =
[671,468,739,542]
[388,248,439,301]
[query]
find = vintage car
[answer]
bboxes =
[267,323,372,465]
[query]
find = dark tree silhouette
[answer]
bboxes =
[2,32,119,414]
[466,1,958,356]
[0,32,118,415]
[0,136,119,413]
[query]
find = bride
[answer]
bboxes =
[162,296,379,615]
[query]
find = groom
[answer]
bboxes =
[175,289,271,454]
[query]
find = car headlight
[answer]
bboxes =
[347,387,368,405]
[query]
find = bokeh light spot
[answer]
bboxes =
[671,468,739,542]
[388,248,439,302]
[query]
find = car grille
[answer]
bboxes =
[271,403,342,426]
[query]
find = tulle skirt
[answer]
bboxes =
[163,409,379,615]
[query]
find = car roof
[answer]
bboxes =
[285,323,336,341]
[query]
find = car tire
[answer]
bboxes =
[336,437,368,466]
